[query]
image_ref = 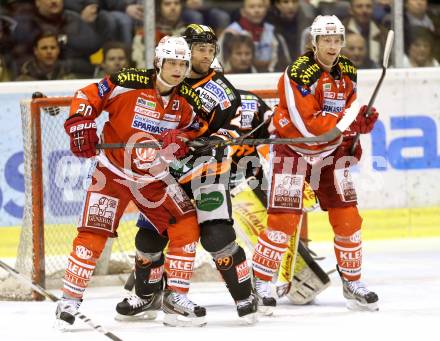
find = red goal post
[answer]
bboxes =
[0,89,307,301]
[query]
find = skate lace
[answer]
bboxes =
[60,298,81,314]
[346,280,370,296]
[255,279,272,298]
[171,293,196,310]
[236,296,253,308]
[126,294,148,309]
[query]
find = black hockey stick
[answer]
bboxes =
[0,260,124,341]
[97,115,358,150]
[350,30,394,155]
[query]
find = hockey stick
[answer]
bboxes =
[350,30,394,155]
[0,260,124,341]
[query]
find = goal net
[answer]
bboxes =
[0,90,279,300]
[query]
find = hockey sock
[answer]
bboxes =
[212,243,252,301]
[63,231,107,299]
[252,228,290,282]
[164,243,197,293]
[329,207,363,281]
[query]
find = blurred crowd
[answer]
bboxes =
[1,0,439,82]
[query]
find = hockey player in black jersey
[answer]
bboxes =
[115,24,271,325]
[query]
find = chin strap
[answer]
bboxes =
[157,71,176,89]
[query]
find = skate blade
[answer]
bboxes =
[346,299,379,312]
[53,318,73,332]
[163,313,207,327]
[258,305,275,316]
[115,310,158,321]
[239,312,258,325]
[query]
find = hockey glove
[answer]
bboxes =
[64,114,99,158]
[350,105,379,134]
[160,129,189,159]
[334,138,363,164]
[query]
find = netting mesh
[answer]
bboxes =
[0,91,279,300]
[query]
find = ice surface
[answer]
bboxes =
[1,238,439,341]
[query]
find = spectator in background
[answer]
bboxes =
[315,0,350,21]
[0,9,17,77]
[343,0,386,65]
[342,32,379,68]
[16,30,75,80]
[132,0,187,68]
[403,26,439,67]
[0,54,12,81]
[373,0,392,28]
[266,0,314,60]
[223,33,257,73]
[219,0,290,72]
[99,0,144,45]
[182,0,230,35]
[12,0,105,77]
[404,0,440,60]
[94,41,131,77]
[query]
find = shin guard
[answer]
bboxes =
[134,251,165,299]
[213,244,252,301]
[63,231,107,299]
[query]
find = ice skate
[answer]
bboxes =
[115,291,162,321]
[338,267,379,311]
[254,277,276,316]
[236,293,258,324]
[162,289,207,327]
[54,297,82,330]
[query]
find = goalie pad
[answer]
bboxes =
[231,181,330,305]
[284,241,331,305]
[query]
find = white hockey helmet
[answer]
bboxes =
[155,35,192,69]
[310,15,345,47]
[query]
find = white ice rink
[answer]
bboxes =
[1,238,439,341]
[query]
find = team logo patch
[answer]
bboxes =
[75,245,93,260]
[323,83,332,91]
[270,174,304,209]
[136,97,156,110]
[148,266,164,284]
[183,242,197,254]
[134,106,160,118]
[85,193,119,232]
[196,191,224,211]
[131,113,179,134]
[279,117,290,127]
[334,168,357,202]
[297,85,310,96]
[196,88,218,112]
[322,98,346,113]
[241,99,257,111]
[98,79,110,98]
[267,230,289,244]
[168,184,194,214]
[235,261,251,283]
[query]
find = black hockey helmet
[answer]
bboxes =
[183,24,218,53]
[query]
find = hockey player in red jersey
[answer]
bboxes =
[55,36,208,328]
[115,24,263,324]
[251,15,379,312]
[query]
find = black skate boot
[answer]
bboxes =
[337,266,379,311]
[115,291,162,321]
[236,293,258,324]
[254,277,277,316]
[54,297,82,330]
[162,289,207,327]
